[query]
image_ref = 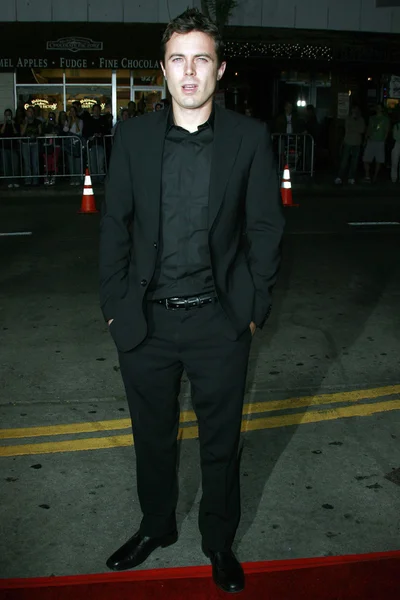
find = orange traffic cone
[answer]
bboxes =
[78,169,99,214]
[281,164,298,207]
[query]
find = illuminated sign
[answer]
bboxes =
[80,98,106,110]
[24,99,58,110]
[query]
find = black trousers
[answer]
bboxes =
[118,300,252,552]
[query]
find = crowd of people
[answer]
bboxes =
[2,97,399,187]
[272,100,400,184]
[334,102,399,185]
[0,100,167,187]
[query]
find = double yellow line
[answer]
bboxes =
[1,384,399,458]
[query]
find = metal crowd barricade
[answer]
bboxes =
[271,133,315,177]
[86,134,114,181]
[0,135,85,184]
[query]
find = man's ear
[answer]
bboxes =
[217,61,227,81]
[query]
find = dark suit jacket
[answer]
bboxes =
[99,104,285,353]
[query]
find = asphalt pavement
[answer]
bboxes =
[0,187,399,579]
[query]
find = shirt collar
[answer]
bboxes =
[167,102,215,133]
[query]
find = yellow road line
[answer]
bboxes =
[1,384,400,441]
[1,398,399,458]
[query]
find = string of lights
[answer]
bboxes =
[225,41,333,61]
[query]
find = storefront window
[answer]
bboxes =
[117,88,131,115]
[14,69,165,117]
[135,90,163,113]
[66,86,112,112]
[133,70,164,87]
[16,86,63,117]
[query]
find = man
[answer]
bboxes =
[85,103,109,182]
[363,103,390,183]
[100,8,284,594]
[71,100,90,140]
[274,101,300,135]
[335,105,366,185]
[111,108,129,135]
[127,100,137,118]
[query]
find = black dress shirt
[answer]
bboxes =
[148,108,215,299]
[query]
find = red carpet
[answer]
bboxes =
[1,551,399,599]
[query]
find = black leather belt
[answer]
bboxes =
[154,294,218,310]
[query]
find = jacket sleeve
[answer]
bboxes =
[245,123,285,328]
[99,124,134,322]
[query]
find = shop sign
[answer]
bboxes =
[0,57,160,69]
[389,75,400,98]
[47,37,103,52]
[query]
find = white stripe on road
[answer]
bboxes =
[348,222,399,226]
[0,232,32,237]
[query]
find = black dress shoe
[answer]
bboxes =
[203,546,245,594]
[106,530,178,571]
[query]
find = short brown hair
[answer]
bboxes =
[161,8,224,66]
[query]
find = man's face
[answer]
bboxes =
[161,31,226,111]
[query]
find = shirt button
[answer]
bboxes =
[140,279,147,287]
[153,242,158,248]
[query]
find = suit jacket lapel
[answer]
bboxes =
[208,104,242,231]
[141,109,169,237]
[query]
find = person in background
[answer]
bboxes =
[33,105,44,123]
[41,111,60,185]
[56,111,68,177]
[15,106,26,129]
[335,105,366,185]
[1,108,20,188]
[85,103,109,183]
[111,108,129,135]
[20,105,42,186]
[154,102,164,111]
[104,103,114,128]
[58,111,67,130]
[363,103,390,183]
[390,111,400,183]
[63,105,84,185]
[103,104,114,168]
[127,101,137,118]
[274,101,301,134]
[72,100,90,138]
